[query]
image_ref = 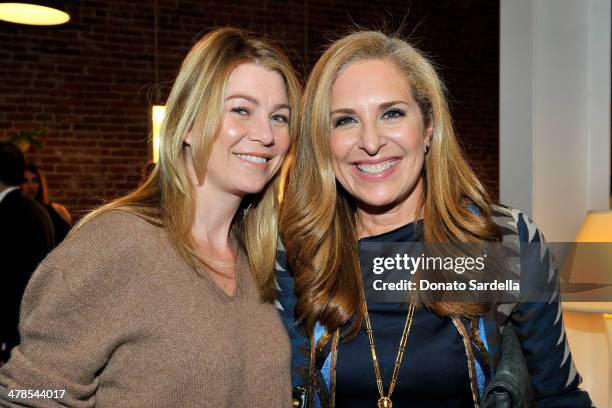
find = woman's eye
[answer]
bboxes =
[382,108,406,120]
[333,116,356,128]
[272,114,289,123]
[231,107,249,116]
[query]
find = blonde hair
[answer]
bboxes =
[74,27,301,302]
[280,31,499,337]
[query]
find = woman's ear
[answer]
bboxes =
[184,131,193,146]
[424,119,433,150]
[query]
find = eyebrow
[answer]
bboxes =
[226,93,259,105]
[273,103,291,112]
[330,108,356,115]
[330,100,410,115]
[226,93,290,112]
[379,100,410,110]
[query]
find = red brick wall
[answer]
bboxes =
[0,0,499,219]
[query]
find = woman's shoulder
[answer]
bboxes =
[490,203,546,244]
[42,210,169,303]
[57,209,161,253]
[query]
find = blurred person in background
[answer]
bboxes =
[0,143,53,364]
[21,163,72,245]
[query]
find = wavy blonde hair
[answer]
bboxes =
[73,27,301,302]
[280,31,499,337]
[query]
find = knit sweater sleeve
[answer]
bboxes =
[0,211,144,407]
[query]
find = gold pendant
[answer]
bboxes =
[377,396,392,408]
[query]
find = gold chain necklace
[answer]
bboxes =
[362,296,416,408]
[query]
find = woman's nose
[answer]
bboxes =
[359,122,386,155]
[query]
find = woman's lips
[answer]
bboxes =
[352,158,400,180]
[234,153,271,169]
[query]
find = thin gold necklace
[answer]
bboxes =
[362,295,416,408]
[356,211,417,407]
[195,238,238,279]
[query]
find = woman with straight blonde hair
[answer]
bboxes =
[277,31,591,407]
[0,27,300,407]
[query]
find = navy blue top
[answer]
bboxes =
[335,220,473,407]
[277,204,594,407]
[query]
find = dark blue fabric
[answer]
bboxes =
[508,212,590,405]
[275,246,311,387]
[334,220,473,407]
[275,204,593,407]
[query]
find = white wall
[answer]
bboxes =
[500,2,611,406]
[500,0,534,216]
[500,0,611,243]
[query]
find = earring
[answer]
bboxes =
[425,144,430,155]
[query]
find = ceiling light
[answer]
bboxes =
[0,2,70,26]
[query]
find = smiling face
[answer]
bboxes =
[188,62,291,197]
[329,58,432,214]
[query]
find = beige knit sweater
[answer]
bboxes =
[0,210,291,407]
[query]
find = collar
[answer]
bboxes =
[0,186,19,204]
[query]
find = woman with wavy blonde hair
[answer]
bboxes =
[277,31,590,407]
[1,27,300,407]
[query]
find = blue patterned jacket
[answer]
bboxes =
[275,204,593,407]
